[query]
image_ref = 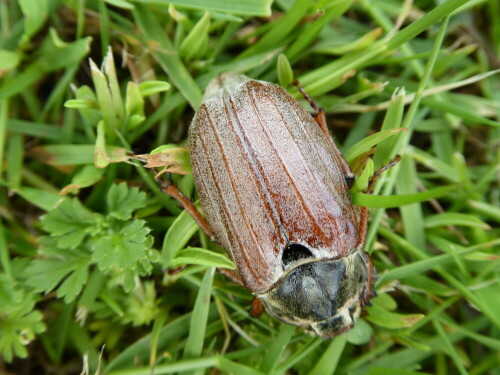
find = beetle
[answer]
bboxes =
[162,72,387,338]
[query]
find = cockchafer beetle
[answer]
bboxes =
[161,72,394,339]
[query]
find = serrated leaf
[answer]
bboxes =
[124,281,160,326]
[41,199,97,249]
[0,295,45,362]
[26,239,91,302]
[107,183,147,220]
[120,269,139,292]
[0,274,22,311]
[56,265,89,303]
[92,220,151,273]
[55,230,88,250]
[172,247,236,269]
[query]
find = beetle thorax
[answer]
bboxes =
[257,250,374,339]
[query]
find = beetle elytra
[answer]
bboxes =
[164,72,384,338]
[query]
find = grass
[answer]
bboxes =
[0,0,499,374]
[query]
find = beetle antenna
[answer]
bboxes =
[154,168,216,241]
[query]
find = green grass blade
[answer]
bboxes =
[432,320,468,375]
[108,357,218,375]
[183,268,215,375]
[286,0,353,61]
[0,221,11,278]
[396,154,426,250]
[344,128,406,163]
[238,0,312,58]
[0,99,8,179]
[161,209,198,268]
[133,5,203,108]
[172,247,236,269]
[274,338,323,373]
[352,184,457,208]
[217,356,265,375]
[16,187,63,211]
[424,213,491,229]
[258,324,295,373]
[129,0,272,16]
[308,335,347,375]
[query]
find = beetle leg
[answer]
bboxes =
[363,251,377,300]
[356,206,369,248]
[316,108,356,182]
[156,172,216,242]
[355,156,400,241]
[365,155,401,194]
[293,79,354,180]
[249,297,265,317]
[292,79,320,114]
[156,173,246,286]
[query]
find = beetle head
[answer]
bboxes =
[258,249,375,339]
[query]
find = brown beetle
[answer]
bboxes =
[164,73,381,338]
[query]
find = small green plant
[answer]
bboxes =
[0,274,45,362]
[26,183,158,300]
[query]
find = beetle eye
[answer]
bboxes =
[282,244,313,267]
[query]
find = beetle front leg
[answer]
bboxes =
[156,173,216,241]
[157,173,246,287]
